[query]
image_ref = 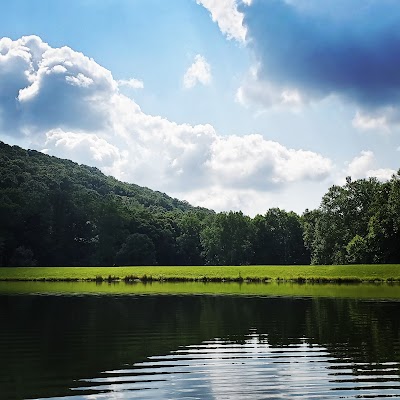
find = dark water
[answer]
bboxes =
[0,293,399,399]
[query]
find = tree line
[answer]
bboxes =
[1,141,399,266]
[304,176,400,264]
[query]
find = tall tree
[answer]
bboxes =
[176,213,204,265]
[253,209,309,265]
[307,177,389,264]
[201,212,255,265]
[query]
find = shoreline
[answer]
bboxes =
[0,276,399,284]
[0,264,400,284]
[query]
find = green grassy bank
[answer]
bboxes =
[0,264,400,283]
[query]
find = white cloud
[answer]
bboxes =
[0,35,336,215]
[177,179,328,216]
[183,54,211,89]
[5,36,116,134]
[0,35,49,131]
[44,128,123,168]
[352,111,389,132]
[206,134,332,188]
[117,78,144,90]
[281,89,302,105]
[369,168,395,181]
[196,0,250,43]
[66,73,94,88]
[236,65,305,111]
[345,150,395,181]
[346,150,375,180]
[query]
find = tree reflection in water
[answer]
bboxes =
[0,294,399,399]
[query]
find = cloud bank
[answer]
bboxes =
[238,0,400,126]
[0,35,335,214]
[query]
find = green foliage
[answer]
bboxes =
[9,246,36,267]
[200,211,255,265]
[2,140,399,267]
[306,173,400,264]
[346,235,368,264]
[115,233,156,266]
[0,141,210,266]
[175,213,204,265]
[253,208,309,265]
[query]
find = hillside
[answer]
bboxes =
[0,141,205,213]
[0,141,212,267]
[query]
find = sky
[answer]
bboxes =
[1,0,400,216]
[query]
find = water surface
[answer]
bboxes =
[0,284,399,399]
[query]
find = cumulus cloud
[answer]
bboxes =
[352,112,388,132]
[370,168,396,181]
[345,150,395,181]
[239,0,400,124]
[183,54,212,89]
[0,36,47,132]
[352,111,391,133]
[346,151,375,180]
[236,65,305,110]
[206,134,332,188]
[44,128,123,168]
[65,73,94,88]
[196,0,250,43]
[0,35,115,134]
[0,35,335,214]
[177,180,328,216]
[117,78,144,90]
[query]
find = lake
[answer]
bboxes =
[0,282,399,399]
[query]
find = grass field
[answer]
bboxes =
[0,264,399,283]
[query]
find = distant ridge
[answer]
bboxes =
[0,141,208,214]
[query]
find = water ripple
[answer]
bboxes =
[65,336,400,400]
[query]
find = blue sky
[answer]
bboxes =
[1,0,399,216]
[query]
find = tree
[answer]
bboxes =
[309,178,380,264]
[94,200,129,266]
[253,209,309,265]
[201,212,254,265]
[115,233,156,266]
[176,213,204,265]
[346,235,369,264]
[9,246,37,267]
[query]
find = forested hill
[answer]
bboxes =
[0,141,310,267]
[2,140,400,268]
[0,141,213,266]
[0,141,203,213]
